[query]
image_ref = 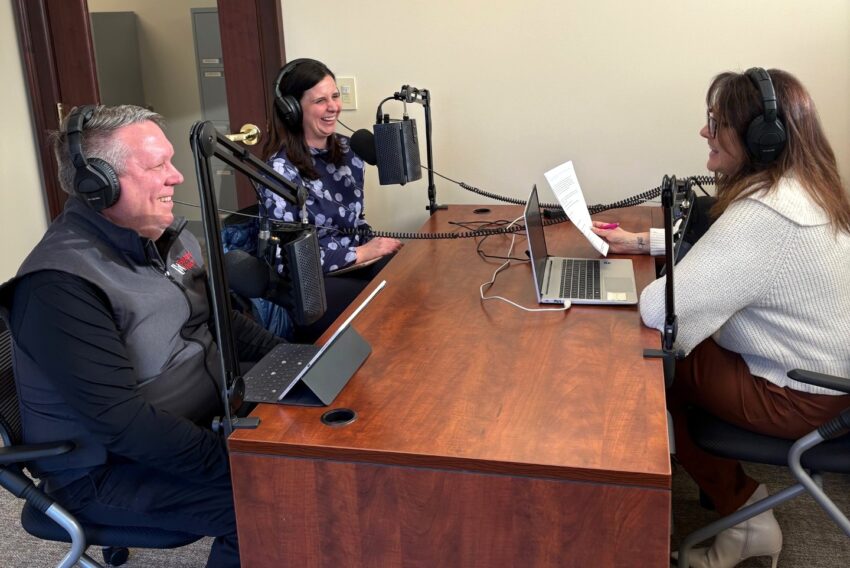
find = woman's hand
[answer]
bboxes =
[355,237,404,264]
[590,221,651,255]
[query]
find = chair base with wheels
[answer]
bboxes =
[677,368,850,568]
[18,497,201,567]
[0,320,203,567]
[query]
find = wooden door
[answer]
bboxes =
[13,0,285,220]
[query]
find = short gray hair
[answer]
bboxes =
[52,105,166,196]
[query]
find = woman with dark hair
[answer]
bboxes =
[260,58,402,342]
[642,69,850,567]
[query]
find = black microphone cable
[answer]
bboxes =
[176,172,716,242]
[336,118,356,134]
[423,165,715,215]
[335,122,715,218]
[174,199,253,220]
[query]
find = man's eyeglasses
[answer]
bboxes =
[706,110,718,139]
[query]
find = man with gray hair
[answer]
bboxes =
[1,105,282,567]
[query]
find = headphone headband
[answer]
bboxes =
[66,105,96,170]
[272,58,331,130]
[746,67,779,122]
[273,58,313,129]
[273,58,313,106]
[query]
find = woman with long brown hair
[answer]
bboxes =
[615,68,850,567]
[259,58,402,342]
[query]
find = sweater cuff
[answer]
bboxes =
[649,228,665,256]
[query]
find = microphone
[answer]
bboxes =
[349,119,422,186]
[224,228,327,327]
[350,129,377,166]
[225,249,282,298]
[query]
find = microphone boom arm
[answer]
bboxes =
[189,121,309,437]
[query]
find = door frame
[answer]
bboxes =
[13,0,286,220]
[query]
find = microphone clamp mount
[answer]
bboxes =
[376,85,444,214]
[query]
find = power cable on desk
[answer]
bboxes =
[450,219,530,262]
[478,215,570,313]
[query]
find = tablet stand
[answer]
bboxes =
[244,326,372,406]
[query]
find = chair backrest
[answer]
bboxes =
[0,318,22,447]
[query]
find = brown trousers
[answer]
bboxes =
[669,338,850,515]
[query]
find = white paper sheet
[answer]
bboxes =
[543,161,609,256]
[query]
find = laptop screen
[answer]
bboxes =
[523,185,550,294]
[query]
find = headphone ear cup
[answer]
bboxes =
[276,94,302,129]
[744,68,787,164]
[78,158,121,211]
[746,116,787,164]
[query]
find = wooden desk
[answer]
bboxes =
[229,205,670,567]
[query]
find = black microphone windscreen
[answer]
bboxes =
[350,129,377,166]
[224,229,326,327]
[374,119,422,186]
[224,250,270,299]
[279,229,327,326]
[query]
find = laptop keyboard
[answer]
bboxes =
[558,259,601,300]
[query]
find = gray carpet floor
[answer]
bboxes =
[0,505,211,567]
[671,462,850,567]
[0,462,847,567]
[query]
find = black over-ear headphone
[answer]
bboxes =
[66,105,121,211]
[272,58,322,129]
[744,67,787,164]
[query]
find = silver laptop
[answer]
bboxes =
[523,185,638,305]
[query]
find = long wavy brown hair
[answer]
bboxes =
[707,69,850,232]
[262,58,343,181]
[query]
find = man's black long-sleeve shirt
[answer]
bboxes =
[5,197,282,491]
[10,269,280,490]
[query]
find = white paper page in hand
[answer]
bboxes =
[543,160,609,256]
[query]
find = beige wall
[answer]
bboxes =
[0,1,49,281]
[281,0,850,234]
[1,0,213,281]
[5,1,850,279]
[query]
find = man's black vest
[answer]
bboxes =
[10,197,222,482]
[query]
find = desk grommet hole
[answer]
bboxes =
[321,408,357,427]
[473,207,491,214]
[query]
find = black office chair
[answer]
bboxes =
[678,368,850,568]
[0,317,202,568]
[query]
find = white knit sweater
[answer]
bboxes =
[640,176,850,395]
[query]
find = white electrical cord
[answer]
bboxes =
[479,215,570,313]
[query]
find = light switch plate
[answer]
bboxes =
[337,76,357,110]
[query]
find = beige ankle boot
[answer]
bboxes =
[674,484,782,568]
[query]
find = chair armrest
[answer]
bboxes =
[0,441,74,466]
[787,369,850,394]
